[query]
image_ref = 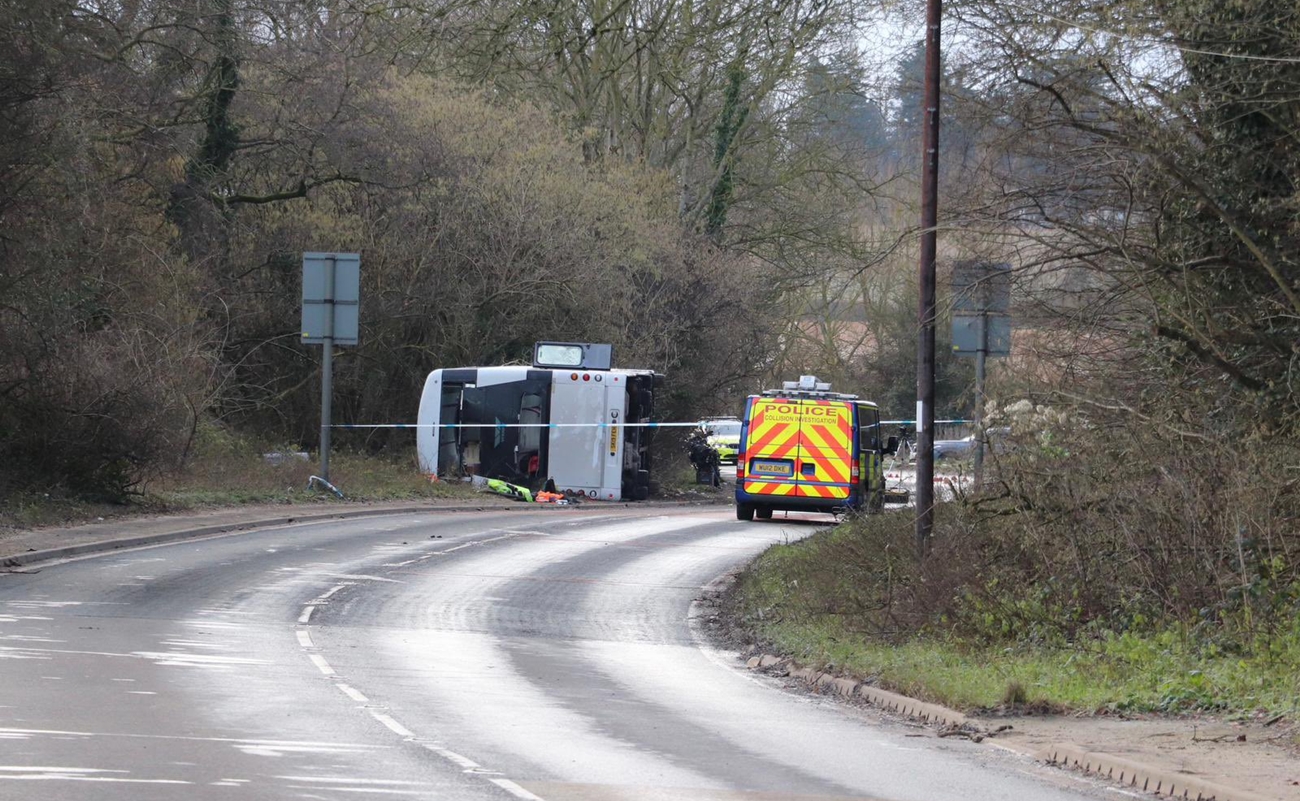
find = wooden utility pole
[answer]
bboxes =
[915,0,942,558]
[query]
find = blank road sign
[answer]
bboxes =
[952,261,1011,314]
[302,252,360,345]
[952,314,1010,355]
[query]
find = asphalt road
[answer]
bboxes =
[0,508,1108,800]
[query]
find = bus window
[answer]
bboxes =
[459,380,550,481]
[439,384,466,471]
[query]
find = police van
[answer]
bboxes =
[735,376,887,520]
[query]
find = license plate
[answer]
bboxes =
[750,459,793,477]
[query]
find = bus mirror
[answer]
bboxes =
[885,435,899,455]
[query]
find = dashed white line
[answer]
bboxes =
[385,532,523,567]
[490,777,547,800]
[335,683,368,703]
[414,742,479,770]
[295,550,549,800]
[366,711,413,738]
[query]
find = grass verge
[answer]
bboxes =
[728,513,1300,717]
[0,443,481,532]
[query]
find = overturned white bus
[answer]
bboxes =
[415,343,660,500]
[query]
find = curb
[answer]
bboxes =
[0,504,530,569]
[745,654,1270,801]
[746,654,967,729]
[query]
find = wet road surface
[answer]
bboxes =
[0,508,1108,800]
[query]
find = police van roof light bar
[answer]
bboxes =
[762,375,859,401]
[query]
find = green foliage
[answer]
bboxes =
[705,60,750,237]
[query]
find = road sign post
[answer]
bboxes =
[951,261,1011,488]
[302,252,361,484]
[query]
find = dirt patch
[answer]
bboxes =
[983,713,1300,801]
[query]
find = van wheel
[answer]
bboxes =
[755,507,772,520]
[736,503,755,521]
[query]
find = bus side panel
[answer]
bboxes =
[547,374,607,496]
[415,370,445,475]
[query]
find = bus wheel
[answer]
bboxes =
[736,503,755,521]
[755,507,773,520]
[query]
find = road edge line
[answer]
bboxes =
[0,505,525,568]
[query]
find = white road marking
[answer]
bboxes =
[0,731,381,751]
[293,553,551,800]
[335,683,368,703]
[490,778,548,800]
[414,742,479,770]
[318,574,401,583]
[386,532,522,567]
[276,777,425,785]
[366,711,413,738]
[232,742,377,758]
[282,788,426,796]
[180,620,245,629]
[0,766,190,784]
[132,651,269,668]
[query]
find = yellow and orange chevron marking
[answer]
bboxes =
[795,400,851,499]
[741,479,797,495]
[743,398,853,501]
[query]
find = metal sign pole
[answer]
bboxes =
[320,255,335,482]
[301,251,360,492]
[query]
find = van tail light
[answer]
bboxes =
[851,461,859,481]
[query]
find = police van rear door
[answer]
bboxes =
[791,400,854,502]
[741,397,801,500]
